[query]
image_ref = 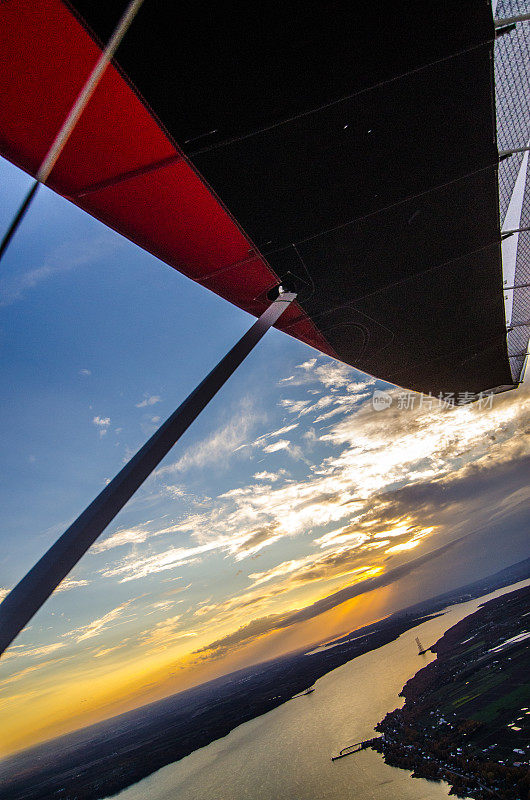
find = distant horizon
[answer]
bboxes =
[2,554,529,764]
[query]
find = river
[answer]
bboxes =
[109,579,530,800]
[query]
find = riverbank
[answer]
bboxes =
[1,559,528,800]
[369,585,530,800]
[0,610,443,800]
[103,580,530,800]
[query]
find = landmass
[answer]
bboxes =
[0,557,528,800]
[369,584,530,800]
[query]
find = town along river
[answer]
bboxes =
[109,582,529,800]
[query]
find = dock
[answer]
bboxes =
[331,739,374,761]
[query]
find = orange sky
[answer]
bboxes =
[1,367,529,758]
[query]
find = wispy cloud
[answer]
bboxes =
[255,424,298,443]
[93,513,206,553]
[64,599,136,642]
[92,643,129,659]
[0,235,119,307]
[99,541,222,582]
[96,379,530,594]
[56,577,90,593]
[157,398,259,475]
[262,439,290,453]
[139,615,197,652]
[1,642,66,662]
[191,586,285,625]
[0,658,65,688]
[93,523,155,552]
[195,537,468,659]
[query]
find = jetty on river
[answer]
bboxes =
[415,636,431,656]
[331,738,378,761]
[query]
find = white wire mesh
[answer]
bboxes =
[495,0,530,381]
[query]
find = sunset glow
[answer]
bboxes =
[0,157,529,759]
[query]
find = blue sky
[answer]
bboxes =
[0,154,529,756]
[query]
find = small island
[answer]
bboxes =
[369,585,530,800]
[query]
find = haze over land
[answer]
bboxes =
[0,155,529,757]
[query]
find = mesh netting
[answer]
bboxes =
[494,0,530,381]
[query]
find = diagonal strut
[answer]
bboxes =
[0,291,296,656]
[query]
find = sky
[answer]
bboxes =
[0,153,529,758]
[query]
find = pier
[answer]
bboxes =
[331,739,375,761]
[415,636,430,655]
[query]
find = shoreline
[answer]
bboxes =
[1,565,529,800]
[106,580,529,800]
[0,610,443,800]
[368,584,530,800]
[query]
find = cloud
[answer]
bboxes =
[0,235,121,307]
[93,523,154,552]
[92,643,129,659]
[93,416,110,437]
[255,424,298,443]
[1,642,66,663]
[279,377,372,424]
[99,541,223,582]
[56,577,90,593]
[282,360,374,392]
[93,513,215,554]
[262,439,290,453]
[0,658,66,688]
[253,470,286,482]
[0,588,8,603]
[104,378,527,628]
[157,398,259,475]
[298,358,317,370]
[136,395,161,408]
[195,536,466,659]
[248,548,376,589]
[279,398,312,416]
[190,585,287,628]
[233,525,281,560]
[139,615,197,652]
[64,599,136,642]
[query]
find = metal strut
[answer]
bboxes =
[0,0,144,262]
[494,12,530,27]
[0,291,297,656]
[501,226,530,239]
[499,146,530,159]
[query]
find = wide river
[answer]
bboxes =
[110,580,529,800]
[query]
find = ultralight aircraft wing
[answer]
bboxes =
[1,0,527,395]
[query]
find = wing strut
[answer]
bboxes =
[0,291,297,656]
[0,0,144,262]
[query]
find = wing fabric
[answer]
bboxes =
[0,0,519,395]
